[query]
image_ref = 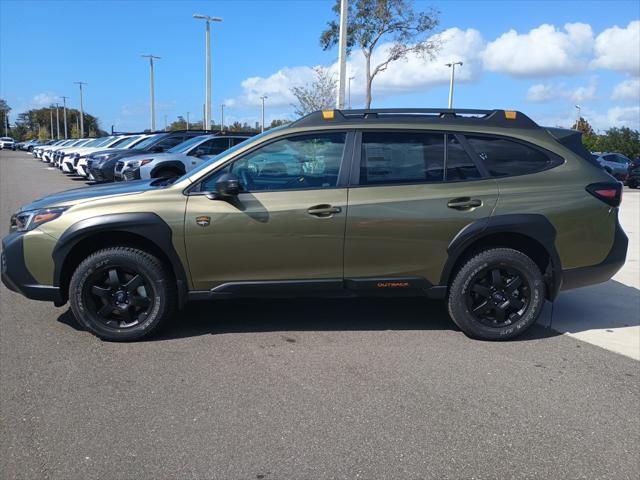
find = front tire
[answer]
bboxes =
[447,248,545,340]
[69,247,176,341]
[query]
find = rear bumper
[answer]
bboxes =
[561,215,628,291]
[1,232,63,303]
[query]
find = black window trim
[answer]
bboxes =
[350,128,488,188]
[461,132,565,179]
[187,130,356,195]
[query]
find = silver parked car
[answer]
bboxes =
[592,152,631,180]
[114,134,249,181]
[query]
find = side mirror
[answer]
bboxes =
[212,173,240,199]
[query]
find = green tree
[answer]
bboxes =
[270,119,291,128]
[320,0,439,108]
[0,99,11,135]
[291,67,337,116]
[572,117,595,136]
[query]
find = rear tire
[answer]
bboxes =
[447,248,545,340]
[69,247,176,341]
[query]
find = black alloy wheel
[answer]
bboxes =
[84,265,153,329]
[465,266,530,328]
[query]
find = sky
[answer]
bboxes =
[1,0,639,133]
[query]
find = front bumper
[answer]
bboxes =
[1,232,62,303]
[561,214,629,291]
[88,160,116,182]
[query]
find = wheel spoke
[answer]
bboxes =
[107,269,120,288]
[471,284,491,298]
[490,269,502,287]
[91,285,111,298]
[124,274,143,292]
[510,296,525,311]
[130,296,150,308]
[472,300,492,316]
[504,276,522,294]
[119,307,133,322]
[494,303,507,322]
[98,303,113,317]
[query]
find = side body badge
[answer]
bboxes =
[196,215,211,227]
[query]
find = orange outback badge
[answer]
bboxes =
[196,216,211,227]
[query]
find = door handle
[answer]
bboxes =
[447,197,482,210]
[307,204,342,217]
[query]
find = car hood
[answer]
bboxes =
[17,179,162,212]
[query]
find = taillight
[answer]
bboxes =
[586,182,622,207]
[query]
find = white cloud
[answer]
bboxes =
[591,21,640,74]
[606,105,640,128]
[30,92,60,108]
[482,23,594,77]
[611,78,640,101]
[226,28,485,108]
[526,78,597,103]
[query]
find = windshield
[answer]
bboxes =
[176,131,270,183]
[132,134,164,150]
[83,138,106,147]
[115,135,143,149]
[167,135,212,154]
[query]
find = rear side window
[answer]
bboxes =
[360,131,444,185]
[466,136,555,177]
[446,136,481,181]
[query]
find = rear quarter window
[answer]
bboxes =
[465,135,560,177]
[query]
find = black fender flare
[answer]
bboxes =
[150,161,186,178]
[439,214,563,300]
[52,212,189,305]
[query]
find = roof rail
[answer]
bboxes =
[290,108,539,129]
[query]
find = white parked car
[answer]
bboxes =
[0,137,16,150]
[53,139,93,168]
[41,139,78,163]
[115,134,249,181]
[74,135,151,177]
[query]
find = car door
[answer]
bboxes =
[184,131,352,291]
[344,130,498,287]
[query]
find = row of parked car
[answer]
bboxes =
[24,130,252,182]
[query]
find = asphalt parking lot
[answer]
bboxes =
[1,150,639,480]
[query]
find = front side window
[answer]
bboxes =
[200,132,346,192]
[466,136,555,177]
[194,138,229,156]
[360,131,444,185]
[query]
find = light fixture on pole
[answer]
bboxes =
[74,81,87,137]
[55,103,60,139]
[260,96,267,133]
[193,14,223,131]
[445,61,463,109]
[61,96,69,139]
[141,54,161,131]
[347,76,355,109]
[335,0,348,109]
[220,104,225,132]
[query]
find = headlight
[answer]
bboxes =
[10,207,69,232]
[127,159,153,169]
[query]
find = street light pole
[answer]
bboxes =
[74,81,87,137]
[336,0,348,109]
[141,54,161,131]
[220,104,225,132]
[164,115,168,131]
[49,106,54,140]
[186,112,190,130]
[348,76,355,109]
[260,96,267,133]
[445,61,463,109]
[193,14,223,131]
[575,105,581,127]
[55,103,61,139]
[61,96,68,139]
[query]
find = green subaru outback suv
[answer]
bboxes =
[2,109,628,341]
